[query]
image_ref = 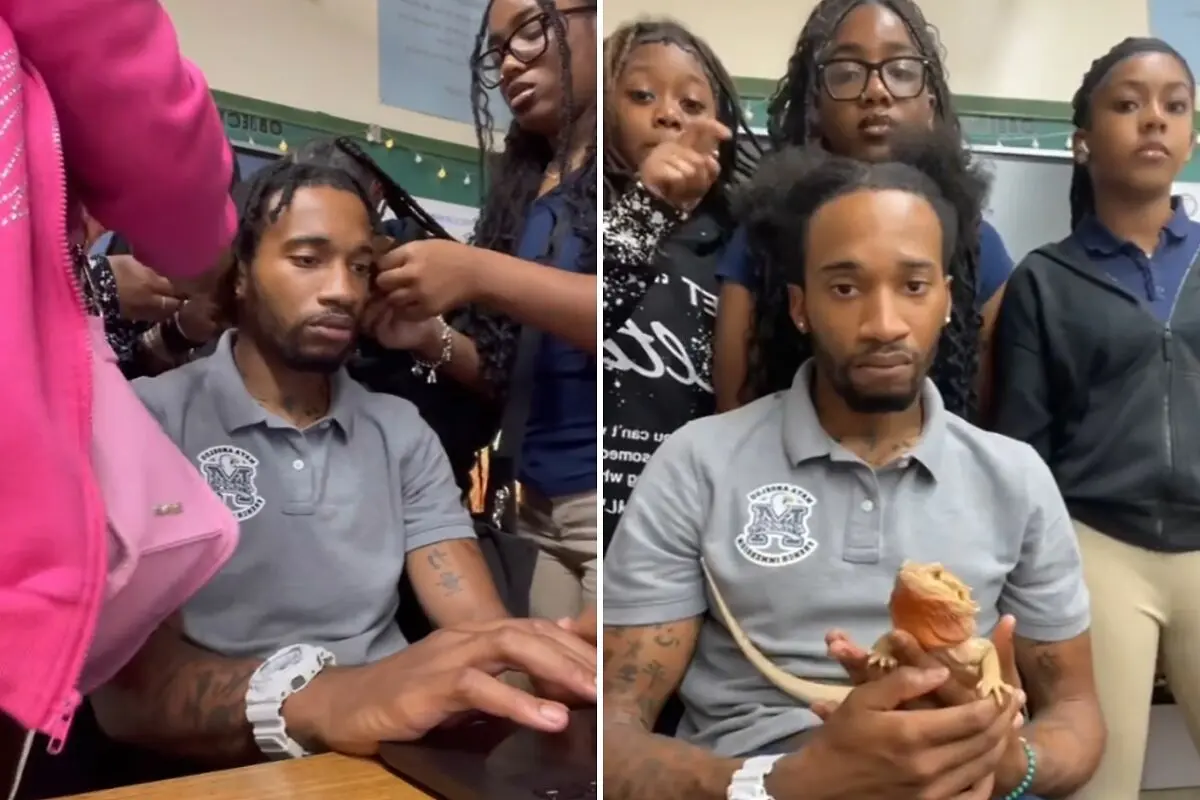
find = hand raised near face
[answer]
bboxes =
[637,117,731,213]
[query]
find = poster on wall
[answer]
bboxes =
[377,0,511,129]
[1148,0,1200,78]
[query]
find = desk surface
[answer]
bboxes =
[59,753,432,799]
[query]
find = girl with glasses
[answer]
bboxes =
[369,0,598,623]
[710,0,1015,424]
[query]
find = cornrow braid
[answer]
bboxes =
[217,159,381,324]
[1069,37,1194,230]
[330,137,455,240]
[602,17,762,210]
[460,0,598,400]
[747,0,982,421]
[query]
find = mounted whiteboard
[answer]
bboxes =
[971,146,1074,264]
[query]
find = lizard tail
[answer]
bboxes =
[701,559,852,706]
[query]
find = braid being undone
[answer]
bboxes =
[746,0,982,421]
[602,17,761,209]
[1069,37,1194,230]
[459,0,598,401]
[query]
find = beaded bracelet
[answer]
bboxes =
[410,318,453,384]
[1003,736,1037,800]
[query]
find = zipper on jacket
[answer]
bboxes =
[1159,264,1191,539]
[42,118,94,753]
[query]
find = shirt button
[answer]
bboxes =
[292,459,305,470]
[861,499,875,512]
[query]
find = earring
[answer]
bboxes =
[797,321,807,333]
[1075,142,1089,164]
[944,315,951,325]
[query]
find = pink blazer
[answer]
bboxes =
[0,0,236,743]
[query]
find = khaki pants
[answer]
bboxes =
[1073,521,1200,800]
[516,487,597,620]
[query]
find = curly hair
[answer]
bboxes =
[745,0,982,420]
[1069,37,1194,230]
[456,0,598,401]
[602,17,761,212]
[738,124,990,393]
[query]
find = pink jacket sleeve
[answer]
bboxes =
[0,0,236,278]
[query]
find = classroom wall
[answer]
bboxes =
[161,0,476,149]
[601,0,1150,103]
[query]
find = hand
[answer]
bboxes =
[637,118,731,212]
[284,618,597,757]
[362,300,444,358]
[175,295,225,345]
[556,605,596,647]
[821,617,1024,717]
[375,240,483,319]
[781,666,1023,800]
[109,255,184,322]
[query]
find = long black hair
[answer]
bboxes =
[1069,37,1195,230]
[741,124,989,408]
[745,0,982,420]
[602,17,761,212]
[459,0,598,397]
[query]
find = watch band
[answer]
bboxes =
[245,644,336,760]
[728,754,785,800]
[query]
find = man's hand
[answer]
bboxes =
[375,240,484,319]
[362,300,444,357]
[284,618,597,757]
[638,118,730,212]
[780,666,1025,800]
[109,255,184,322]
[557,605,596,647]
[175,295,225,344]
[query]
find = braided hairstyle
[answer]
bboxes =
[746,0,982,420]
[217,158,381,323]
[459,0,598,398]
[1069,37,1195,230]
[602,17,761,212]
[739,124,989,401]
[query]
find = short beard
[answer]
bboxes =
[812,333,932,414]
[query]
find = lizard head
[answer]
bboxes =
[889,561,980,650]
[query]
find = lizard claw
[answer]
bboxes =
[867,651,899,672]
[977,675,1015,705]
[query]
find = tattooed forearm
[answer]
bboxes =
[91,623,263,767]
[408,539,508,626]
[603,619,737,800]
[1013,634,1106,797]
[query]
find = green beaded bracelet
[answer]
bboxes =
[1003,737,1037,800]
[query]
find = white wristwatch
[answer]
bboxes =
[727,754,785,800]
[245,644,336,760]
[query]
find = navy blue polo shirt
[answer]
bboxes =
[716,219,1013,306]
[517,185,597,498]
[1072,199,1200,322]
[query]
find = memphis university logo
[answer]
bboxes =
[197,445,266,521]
[735,483,818,567]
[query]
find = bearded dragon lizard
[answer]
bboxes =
[702,559,1013,706]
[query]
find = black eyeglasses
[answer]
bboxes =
[817,56,930,101]
[473,5,595,90]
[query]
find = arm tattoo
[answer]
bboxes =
[603,620,739,800]
[93,626,263,767]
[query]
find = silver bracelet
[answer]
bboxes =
[410,318,453,384]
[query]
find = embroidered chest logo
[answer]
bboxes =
[197,445,265,521]
[736,483,818,567]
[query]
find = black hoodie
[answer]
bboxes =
[992,236,1200,552]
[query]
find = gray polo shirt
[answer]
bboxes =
[134,331,475,666]
[605,361,1090,758]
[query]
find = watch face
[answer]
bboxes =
[251,646,305,691]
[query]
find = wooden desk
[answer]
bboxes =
[58,753,433,799]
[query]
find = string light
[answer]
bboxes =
[278,140,288,153]
[437,166,447,180]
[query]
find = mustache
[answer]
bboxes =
[302,311,357,329]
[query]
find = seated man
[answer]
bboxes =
[602,132,1104,800]
[91,159,595,768]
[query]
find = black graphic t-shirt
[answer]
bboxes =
[602,185,732,548]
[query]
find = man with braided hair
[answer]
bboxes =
[86,159,596,772]
[709,0,1016,421]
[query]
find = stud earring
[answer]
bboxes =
[1075,142,1089,164]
